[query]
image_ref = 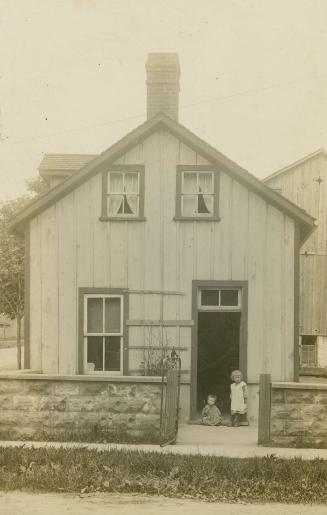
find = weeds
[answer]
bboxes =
[0,447,326,503]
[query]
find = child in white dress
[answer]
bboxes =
[230,370,248,427]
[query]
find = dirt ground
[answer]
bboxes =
[0,492,327,515]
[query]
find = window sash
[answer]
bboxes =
[105,171,141,217]
[84,294,123,336]
[84,294,124,374]
[198,288,241,310]
[176,167,219,220]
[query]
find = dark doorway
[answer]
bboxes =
[197,311,240,415]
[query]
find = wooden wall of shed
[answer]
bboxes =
[265,154,327,335]
[29,130,295,381]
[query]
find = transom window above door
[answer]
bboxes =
[84,294,123,374]
[199,288,241,310]
[175,165,220,221]
[100,165,145,221]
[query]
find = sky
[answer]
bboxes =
[1,0,327,201]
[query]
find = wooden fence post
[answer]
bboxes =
[258,373,271,445]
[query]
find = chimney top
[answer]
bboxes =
[146,53,180,121]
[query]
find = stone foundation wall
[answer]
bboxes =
[270,383,327,448]
[0,375,162,442]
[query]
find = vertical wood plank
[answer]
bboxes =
[258,373,271,445]
[29,218,42,370]
[40,206,59,373]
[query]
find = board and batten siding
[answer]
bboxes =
[29,130,295,381]
[265,153,327,336]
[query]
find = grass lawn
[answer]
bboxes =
[0,447,326,503]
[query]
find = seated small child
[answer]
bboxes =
[201,394,222,426]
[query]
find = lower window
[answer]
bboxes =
[300,335,317,367]
[84,294,123,374]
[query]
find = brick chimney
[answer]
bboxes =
[146,53,180,121]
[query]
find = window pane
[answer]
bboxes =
[108,195,123,215]
[182,195,197,216]
[199,173,213,193]
[105,297,121,333]
[87,336,103,371]
[124,173,139,193]
[220,290,239,306]
[87,298,103,332]
[183,172,197,193]
[104,336,121,371]
[108,173,123,193]
[201,290,219,306]
[125,195,139,215]
[198,194,213,214]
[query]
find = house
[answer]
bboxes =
[264,150,327,373]
[10,53,315,431]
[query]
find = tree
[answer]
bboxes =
[0,198,28,368]
[0,175,48,369]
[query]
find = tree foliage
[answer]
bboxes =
[0,176,49,368]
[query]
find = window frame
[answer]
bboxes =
[78,288,128,375]
[300,335,318,368]
[198,287,242,311]
[100,165,146,221]
[174,165,220,221]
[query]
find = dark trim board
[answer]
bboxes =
[24,226,30,369]
[294,226,301,381]
[78,288,129,375]
[190,280,248,419]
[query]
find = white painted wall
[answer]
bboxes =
[28,130,296,387]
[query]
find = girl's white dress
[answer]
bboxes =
[231,381,247,414]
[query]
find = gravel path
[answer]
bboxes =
[1,492,327,515]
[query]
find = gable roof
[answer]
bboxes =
[264,148,327,183]
[11,113,315,240]
[39,153,97,177]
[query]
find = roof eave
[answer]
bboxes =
[10,112,316,235]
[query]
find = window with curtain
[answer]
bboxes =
[101,165,145,220]
[175,166,220,220]
[107,171,139,216]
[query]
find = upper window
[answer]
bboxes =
[101,165,145,221]
[175,165,220,221]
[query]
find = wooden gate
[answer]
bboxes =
[160,351,181,446]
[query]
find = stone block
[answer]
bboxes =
[141,401,160,414]
[108,384,136,397]
[284,419,313,436]
[0,395,13,410]
[78,382,109,396]
[39,396,67,412]
[135,414,160,430]
[285,390,315,404]
[53,382,79,396]
[24,381,53,395]
[271,404,299,420]
[0,409,51,428]
[12,395,40,411]
[51,411,79,430]
[270,419,284,436]
[0,380,25,394]
[110,413,136,428]
[313,393,327,405]
[271,389,285,403]
[311,419,327,436]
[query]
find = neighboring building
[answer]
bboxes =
[11,54,315,425]
[0,316,24,342]
[264,150,327,372]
